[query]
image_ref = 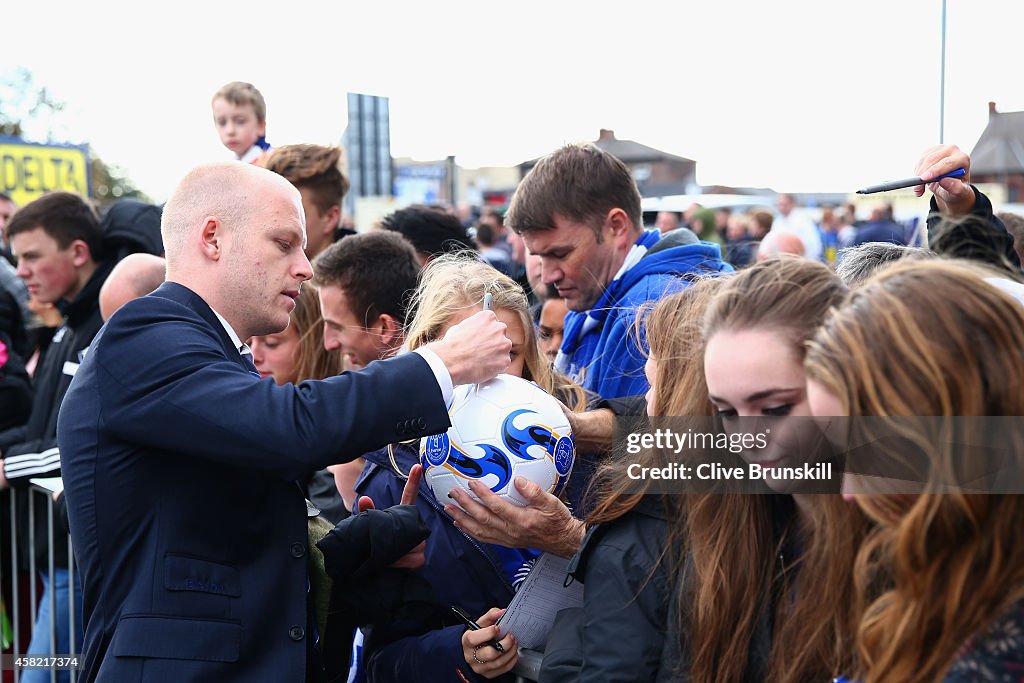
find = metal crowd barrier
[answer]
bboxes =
[1,479,79,683]
[513,648,543,682]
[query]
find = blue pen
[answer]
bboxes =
[856,167,966,194]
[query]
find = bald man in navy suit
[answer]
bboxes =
[57,162,512,682]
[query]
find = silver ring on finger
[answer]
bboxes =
[472,644,488,665]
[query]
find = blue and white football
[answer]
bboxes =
[420,374,576,509]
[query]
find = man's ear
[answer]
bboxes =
[199,217,224,261]
[377,313,403,349]
[69,239,93,268]
[606,208,635,248]
[324,205,341,235]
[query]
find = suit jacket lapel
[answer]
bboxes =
[149,282,255,374]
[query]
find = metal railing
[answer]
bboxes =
[513,648,542,682]
[2,479,79,683]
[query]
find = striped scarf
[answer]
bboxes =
[554,230,661,376]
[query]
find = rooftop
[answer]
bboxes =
[971,102,1024,176]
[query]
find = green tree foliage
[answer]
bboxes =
[89,152,148,204]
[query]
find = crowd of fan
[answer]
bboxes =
[0,79,1022,683]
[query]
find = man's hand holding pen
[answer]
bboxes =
[914,144,976,215]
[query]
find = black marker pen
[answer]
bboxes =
[451,605,506,653]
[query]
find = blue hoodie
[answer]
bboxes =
[560,233,733,399]
[354,442,524,683]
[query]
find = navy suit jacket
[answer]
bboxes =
[56,282,451,682]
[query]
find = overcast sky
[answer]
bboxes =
[4,0,1019,202]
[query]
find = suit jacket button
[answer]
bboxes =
[416,417,426,430]
[290,543,306,558]
[289,626,305,641]
[395,421,405,434]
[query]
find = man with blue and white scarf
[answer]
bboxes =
[440,145,734,587]
[507,143,733,400]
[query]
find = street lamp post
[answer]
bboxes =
[939,0,947,144]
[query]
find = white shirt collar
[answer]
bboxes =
[210,307,251,356]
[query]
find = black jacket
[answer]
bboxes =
[2,197,164,569]
[355,442,519,683]
[927,186,1021,271]
[0,284,30,360]
[100,199,164,259]
[0,327,32,579]
[1,259,113,568]
[0,328,31,432]
[540,496,677,682]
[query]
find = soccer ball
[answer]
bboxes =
[420,374,576,509]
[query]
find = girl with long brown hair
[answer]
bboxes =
[538,276,725,681]
[806,259,1024,683]
[544,258,870,682]
[680,257,869,683]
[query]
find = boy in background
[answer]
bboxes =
[211,81,270,164]
[264,144,350,259]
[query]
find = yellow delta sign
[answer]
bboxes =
[0,136,90,207]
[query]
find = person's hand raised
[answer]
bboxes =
[355,464,426,570]
[914,144,976,215]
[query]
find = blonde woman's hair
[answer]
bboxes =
[405,252,587,411]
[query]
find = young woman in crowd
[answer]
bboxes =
[357,254,588,683]
[250,283,342,385]
[248,285,353,519]
[685,257,869,683]
[806,259,1024,683]
[539,258,870,682]
[535,276,724,682]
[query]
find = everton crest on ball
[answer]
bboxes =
[420,374,576,509]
